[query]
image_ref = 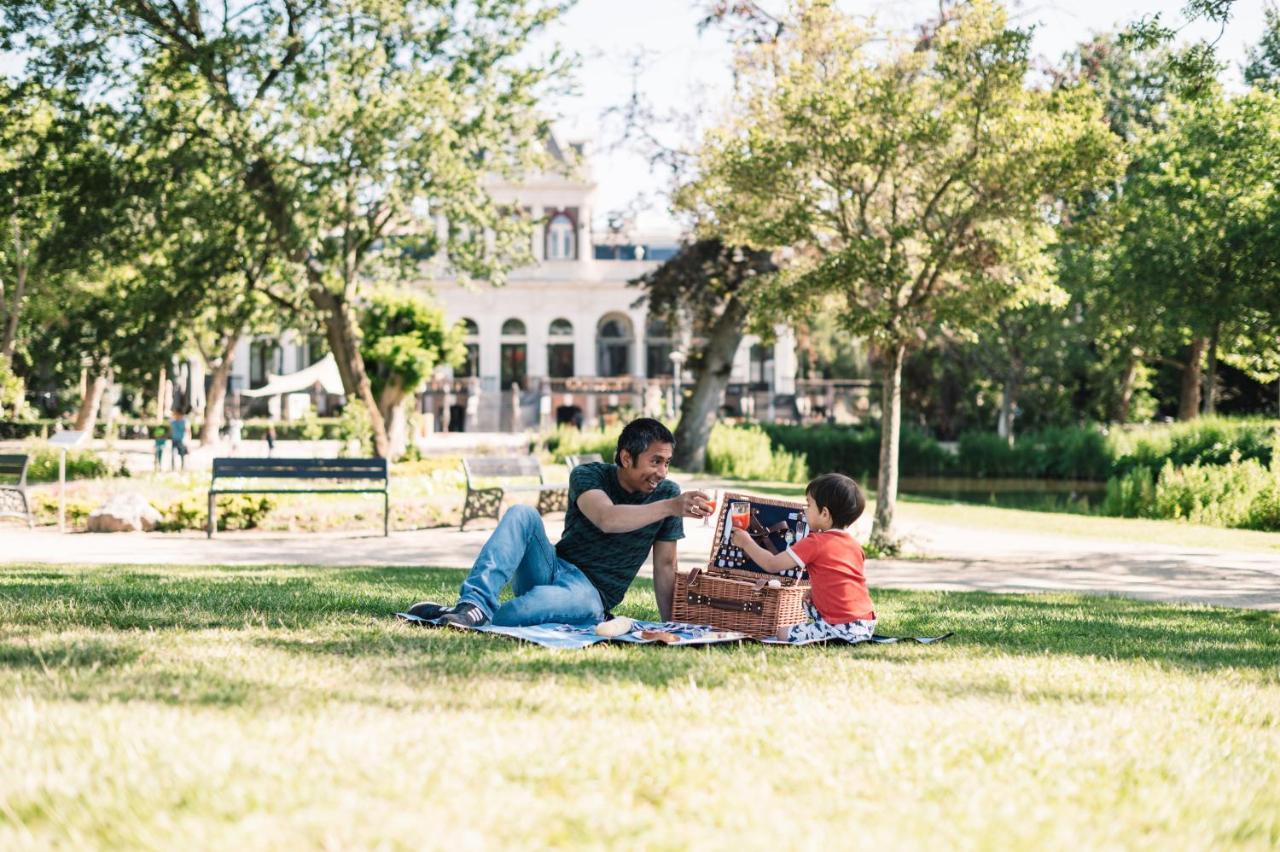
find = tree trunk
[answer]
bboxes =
[378,377,410,460]
[1115,350,1140,423]
[671,297,750,472]
[1202,323,1219,416]
[74,367,108,433]
[871,343,906,550]
[1,216,28,363]
[200,332,242,445]
[998,358,1021,447]
[310,286,390,458]
[1178,337,1208,421]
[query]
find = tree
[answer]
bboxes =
[359,291,465,458]
[630,239,776,472]
[3,0,569,456]
[1112,89,1280,419]
[1244,3,1280,91]
[677,0,1121,545]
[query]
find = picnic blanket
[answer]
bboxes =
[396,612,952,650]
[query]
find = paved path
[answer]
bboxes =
[2,509,1277,610]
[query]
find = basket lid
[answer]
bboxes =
[705,490,810,582]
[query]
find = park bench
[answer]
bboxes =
[208,457,389,538]
[565,453,604,469]
[460,456,569,530]
[0,454,34,528]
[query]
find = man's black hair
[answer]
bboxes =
[615,418,676,466]
[806,473,865,528]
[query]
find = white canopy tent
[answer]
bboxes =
[239,353,346,398]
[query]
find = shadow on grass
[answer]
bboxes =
[1,566,1276,679]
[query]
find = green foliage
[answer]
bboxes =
[760,423,955,480]
[1100,454,1280,531]
[1108,417,1278,475]
[359,292,466,403]
[955,427,1111,480]
[25,448,111,482]
[0,357,27,418]
[337,401,374,458]
[155,494,275,532]
[705,424,807,482]
[1100,465,1157,518]
[542,425,622,464]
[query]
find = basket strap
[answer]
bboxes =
[686,567,701,589]
[685,592,764,615]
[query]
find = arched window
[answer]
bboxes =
[546,212,576,260]
[548,318,574,379]
[460,318,480,378]
[645,317,674,378]
[597,315,633,377]
[500,318,527,390]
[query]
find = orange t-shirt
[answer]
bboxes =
[786,529,874,623]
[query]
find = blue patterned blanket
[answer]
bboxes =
[396,613,952,650]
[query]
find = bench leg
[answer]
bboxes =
[22,490,33,529]
[207,492,215,539]
[384,490,389,537]
[461,487,504,530]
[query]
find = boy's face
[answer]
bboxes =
[617,441,673,494]
[804,494,833,531]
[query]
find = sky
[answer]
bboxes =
[541,0,1272,233]
[1,1,1268,235]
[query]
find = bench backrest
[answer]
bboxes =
[462,456,544,485]
[212,457,388,482]
[566,453,604,469]
[0,454,29,486]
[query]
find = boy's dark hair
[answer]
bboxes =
[615,418,676,466]
[806,473,865,528]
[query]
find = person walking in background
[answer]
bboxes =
[152,425,168,474]
[265,423,276,457]
[169,409,189,471]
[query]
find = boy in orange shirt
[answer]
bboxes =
[731,473,875,643]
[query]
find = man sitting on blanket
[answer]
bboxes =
[407,418,713,628]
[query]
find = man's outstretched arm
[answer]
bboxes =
[651,539,679,622]
[576,489,711,534]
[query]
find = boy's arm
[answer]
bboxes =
[730,528,797,573]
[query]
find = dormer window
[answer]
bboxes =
[546,212,576,260]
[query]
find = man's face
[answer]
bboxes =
[618,441,673,493]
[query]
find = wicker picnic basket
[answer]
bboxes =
[672,491,810,638]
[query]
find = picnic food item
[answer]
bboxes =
[673,491,810,639]
[639,629,680,644]
[594,616,635,637]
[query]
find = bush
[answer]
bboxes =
[1101,455,1280,532]
[25,448,112,482]
[156,494,276,532]
[760,423,954,480]
[706,424,807,482]
[543,424,622,464]
[1100,465,1156,518]
[337,402,374,457]
[955,427,1110,480]
[1109,417,1278,476]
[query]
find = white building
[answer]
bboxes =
[224,135,799,432]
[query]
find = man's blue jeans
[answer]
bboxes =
[457,504,606,626]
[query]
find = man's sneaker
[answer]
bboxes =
[406,601,452,620]
[439,602,489,628]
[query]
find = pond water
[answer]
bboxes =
[898,477,1107,515]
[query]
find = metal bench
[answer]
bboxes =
[565,453,604,469]
[460,456,569,530]
[0,454,34,528]
[208,457,389,538]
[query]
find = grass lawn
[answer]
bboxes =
[2,564,1277,850]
